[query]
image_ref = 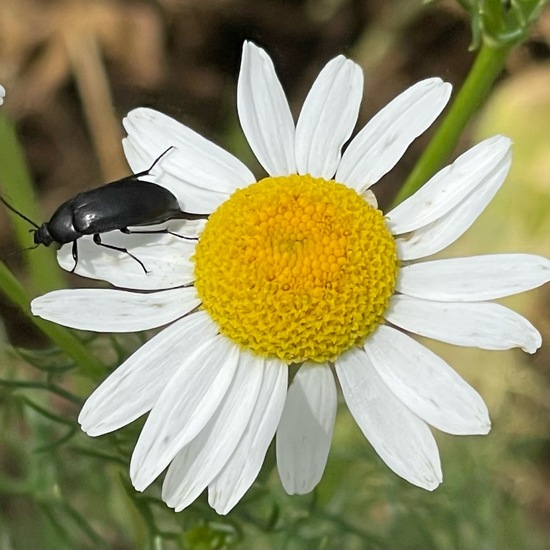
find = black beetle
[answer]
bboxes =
[1,147,205,273]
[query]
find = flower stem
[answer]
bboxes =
[393,40,509,206]
[0,261,104,378]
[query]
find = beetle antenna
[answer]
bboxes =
[2,243,39,262]
[0,196,40,229]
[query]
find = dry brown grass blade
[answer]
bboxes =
[61,2,126,179]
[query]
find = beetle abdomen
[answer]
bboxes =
[71,180,185,234]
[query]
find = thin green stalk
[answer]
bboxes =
[393,40,509,206]
[0,112,64,293]
[0,261,103,378]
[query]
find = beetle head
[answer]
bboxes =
[34,224,54,246]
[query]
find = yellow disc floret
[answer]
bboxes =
[193,174,398,363]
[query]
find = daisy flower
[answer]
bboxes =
[32,42,550,515]
[0,84,5,105]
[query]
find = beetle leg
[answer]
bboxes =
[70,241,78,273]
[92,234,149,274]
[119,227,198,241]
[133,146,175,179]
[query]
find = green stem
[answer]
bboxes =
[0,261,103,378]
[393,40,510,206]
[0,112,64,293]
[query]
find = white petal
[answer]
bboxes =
[0,84,5,105]
[386,294,542,353]
[336,78,452,193]
[295,56,363,178]
[237,41,296,176]
[336,347,442,490]
[386,136,511,234]
[31,287,199,332]
[397,254,550,301]
[276,363,336,495]
[208,358,287,515]
[162,350,264,512]
[362,189,378,208]
[58,228,196,290]
[395,153,510,260]
[78,311,217,436]
[365,325,490,435]
[123,107,255,213]
[130,336,240,491]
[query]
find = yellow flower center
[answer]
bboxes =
[193,174,398,363]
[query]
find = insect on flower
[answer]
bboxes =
[1,147,205,273]
[31,42,550,515]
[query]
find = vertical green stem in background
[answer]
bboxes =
[393,41,510,206]
[0,261,104,378]
[0,112,65,293]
